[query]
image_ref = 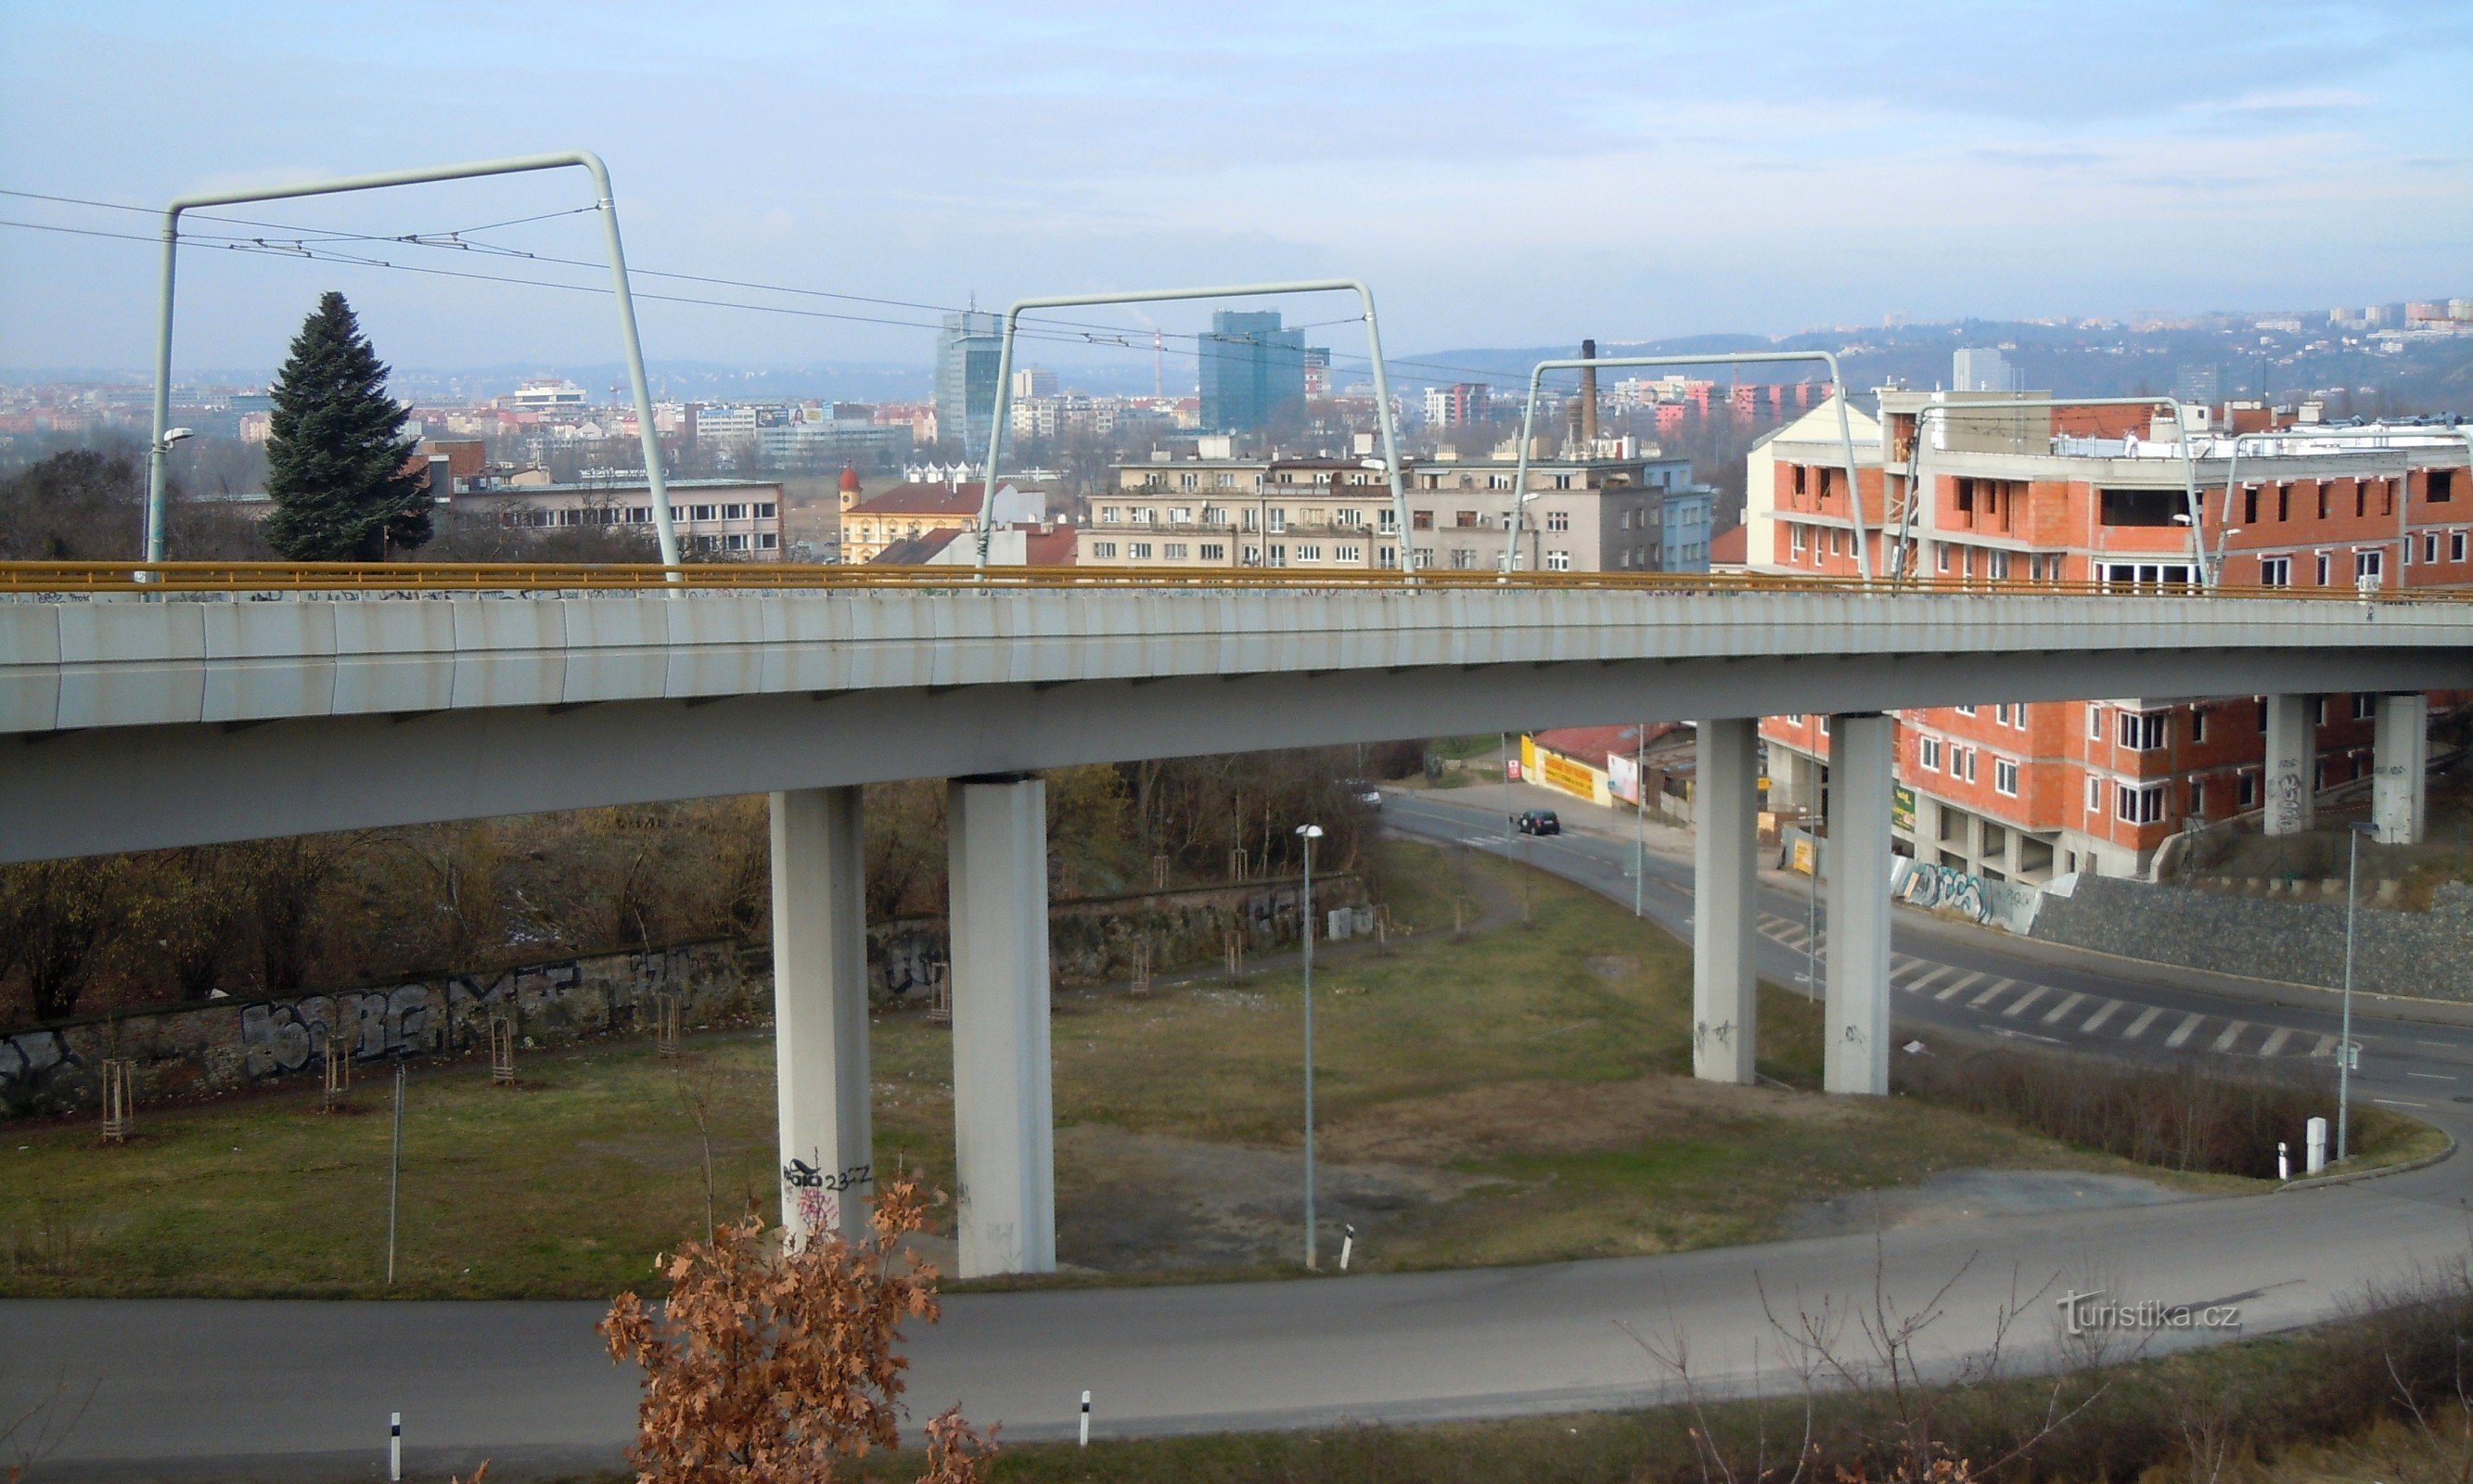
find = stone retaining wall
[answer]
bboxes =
[2027,875,2473,1001]
[0,875,1365,1119]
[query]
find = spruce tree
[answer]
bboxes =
[262,291,432,560]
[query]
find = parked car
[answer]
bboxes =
[1343,779,1383,808]
[1512,809,1560,836]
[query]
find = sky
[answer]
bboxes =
[2,0,2468,379]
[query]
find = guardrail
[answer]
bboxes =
[2,560,2470,603]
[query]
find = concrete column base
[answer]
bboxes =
[1825,714,1894,1095]
[1693,718,1759,1083]
[771,787,873,1246]
[2373,693,2428,845]
[947,774,1057,1278]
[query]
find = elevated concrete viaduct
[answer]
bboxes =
[5,578,2468,1272]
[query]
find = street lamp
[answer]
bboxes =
[2339,820,2374,1161]
[1295,823,1325,1271]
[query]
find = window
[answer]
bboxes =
[1994,759,2019,796]
[2431,470,2457,504]
[1171,506,1193,524]
[1994,704,2016,727]
[1100,505,1121,523]
[1199,543,1225,561]
[2456,531,2468,564]
[691,505,717,521]
[2115,782,2165,824]
[723,504,747,520]
[755,503,776,518]
[1132,506,1155,524]
[2426,533,2440,565]
[1163,542,1188,560]
[757,532,777,550]
[2315,552,2332,585]
[1956,748,1977,783]
[1546,510,1570,532]
[2353,693,2376,721]
[1338,508,1363,528]
[1448,547,1478,569]
[1200,505,1225,525]
[1455,510,1479,528]
[1544,550,1571,571]
[2191,709,2208,743]
[2087,703,2103,739]
[1336,544,1363,563]
[1920,736,1943,772]
[1989,549,2011,580]
[1267,509,1287,532]
[1411,547,1433,569]
[2355,549,2383,582]
[2239,772,2258,807]
[2099,488,2181,526]
[2117,711,2167,750]
[2085,775,2102,812]
[1267,544,1287,567]
[1412,509,1433,530]
[1936,544,1952,573]
[724,532,749,551]
[1955,704,1978,718]
[1790,525,1808,555]
[1291,544,1320,561]
[2260,556,2290,586]
[1377,509,1398,533]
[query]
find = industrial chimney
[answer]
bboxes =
[1578,338,1600,450]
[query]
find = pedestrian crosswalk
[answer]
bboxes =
[1751,909,2339,1063]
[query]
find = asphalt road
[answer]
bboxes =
[8,791,2471,1481]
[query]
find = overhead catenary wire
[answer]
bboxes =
[2,184,1831,396]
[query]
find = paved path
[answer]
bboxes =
[7,789,2471,1481]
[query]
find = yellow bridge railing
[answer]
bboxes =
[0,560,2468,604]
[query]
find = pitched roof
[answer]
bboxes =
[1533,723,1683,767]
[847,481,988,518]
[1709,524,1749,566]
[869,529,965,564]
[1022,527,1078,566]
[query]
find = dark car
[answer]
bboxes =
[1513,809,1560,836]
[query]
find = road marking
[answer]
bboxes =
[1890,956,1931,982]
[2311,1034,2338,1057]
[1775,926,1812,950]
[2039,991,2087,1025]
[2210,1020,2250,1054]
[2374,1098,2429,1108]
[1937,970,1987,1002]
[2416,1039,2455,1048]
[2080,999,2124,1033]
[1907,965,1958,995]
[2407,1072,2457,1081]
[2257,1027,2294,1056]
[2002,984,2052,1017]
[1968,976,2018,1009]
[2165,1013,2206,1049]
[2122,1006,2163,1040]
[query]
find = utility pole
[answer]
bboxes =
[1295,823,1325,1269]
[1634,724,1647,919]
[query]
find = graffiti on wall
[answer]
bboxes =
[1898,862,1990,923]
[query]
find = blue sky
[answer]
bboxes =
[2,1,2467,376]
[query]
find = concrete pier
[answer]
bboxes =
[946,774,1057,1277]
[1692,718,1760,1083]
[2264,694,2318,837]
[1824,714,1894,1095]
[770,786,874,1245]
[2373,692,2428,846]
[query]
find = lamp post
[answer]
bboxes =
[1295,823,1324,1270]
[2339,821,2373,1161]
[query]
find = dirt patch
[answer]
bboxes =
[1587,955,1639,981]
[1053,1124,1482,1272]
[574,1132,765,1173]
[1784,1167,2191,1239]
[1321,1074,1859,1166]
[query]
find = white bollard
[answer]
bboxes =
[1078,1389,1091,1448]
[2306,1117,2328,1175]
[1340,1223,1355,1272]
[390,1413,402,1482]
[2278,1141,2289,1182]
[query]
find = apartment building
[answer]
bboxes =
[1078,451,1698,571]
[1750,393,2471,878]
[458,477,786,557]
[838,466,1059,564]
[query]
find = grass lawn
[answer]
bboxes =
[0,838,2343,1299]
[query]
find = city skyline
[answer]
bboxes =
[3,1,2469,376]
